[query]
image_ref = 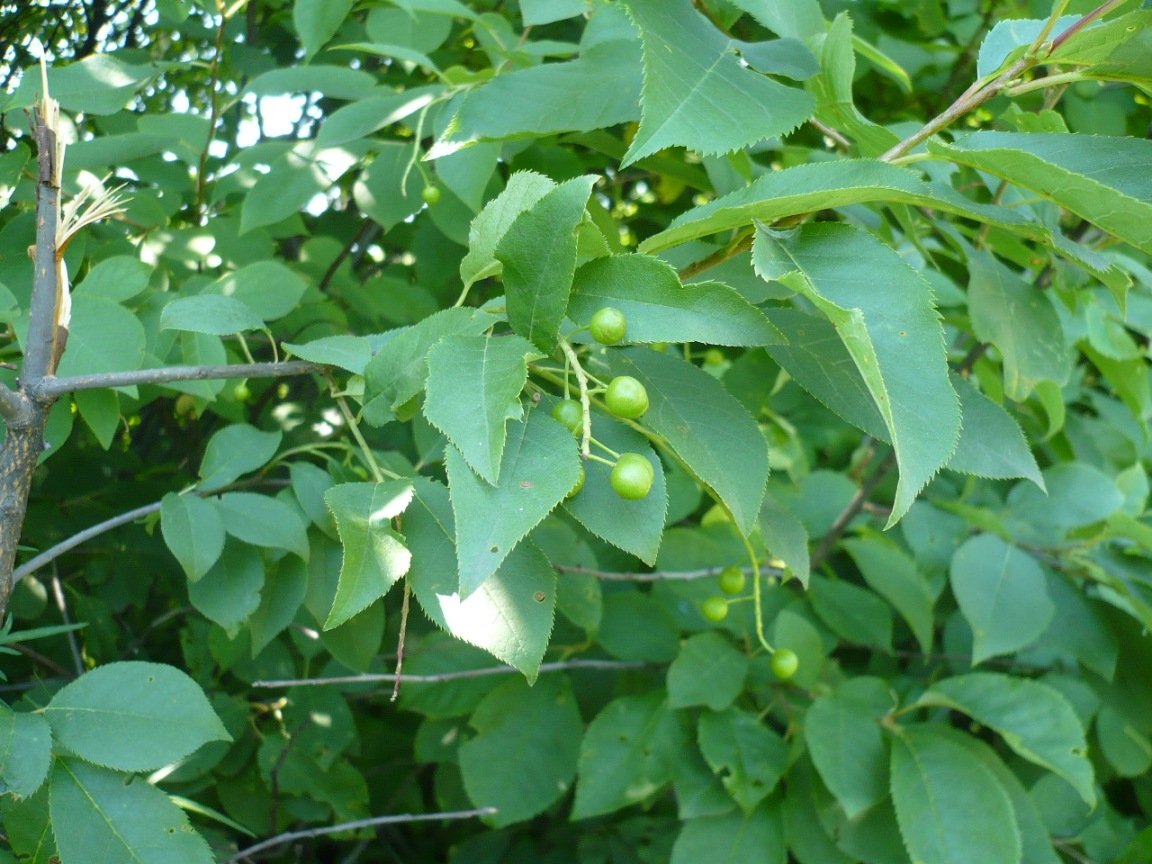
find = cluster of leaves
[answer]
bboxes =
[1,0,1152,862]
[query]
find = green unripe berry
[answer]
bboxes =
[771,648,799,681]
[551,399,583,436]
[610,452,654,500]
[421,185,442,206]
[590,306,627,345]
[605,376,649,419]
[704,348,725,367]
[701,596,729,622]
[567,465,585,499]
[718,566,746,595]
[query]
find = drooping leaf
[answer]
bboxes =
[459,170,556,290]
[216,492,311,562]
[571,693,687,820]
[698,708,789,813]
[0,786,55,864]
[240,143,362,234]
[809,575,893,650]
[755,223,960,525]
[804,677,892,818]
[606,348,768,537]
[918,672,1095,806]
[842,536,935,653]
[567,254,783,346]
[423,334,539,484]
[323,481,414,629]
[950,534,1054,664]
[670,799,786,864]
[666,632,749,711]
[496,174,597,353]
[283,334,372,375]
[458,675,582,826]
[43,662,230,773]
[159,294,265,336]
[160,492,226,582]
[890,724,1021,864]
[759,491,810,588]
[620,0,814,166]
[447,410,580,597]
[947,372,1044,487]
[294,0,354,58]
[0,704,51,798]
[187,538,266,637]
[352,141,430,230]
[249,557,309,655]
[198,424,282,492]
[930,132,1152,254]
[49,758,215,864]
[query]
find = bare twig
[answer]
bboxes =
[0,383,30,425]
[13,501,161,581]
[32,360,325,397]
[225,807,498,863]
[49,570,83,676]
[677,232,753,281]
[391,582,411,702]
[253,659,651,689]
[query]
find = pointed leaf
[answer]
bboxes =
[460,170,556,290]
[159,294,265,336]
[284,335,372,374]
[448,410,579,597]
[620,0,813,166]
[216,492,310,561]
[571,693,686,820]
[698,708,789,813]
[890,725,1021,864]
[294,0,354,58]
[567,254,783,346]
[667,632,749,711]
[930,132,1152,254]
[671,799,786,864]
[208,260,309,320]
[50,759,214,864]
[0,704,51,798]
[323,481,414,629]
[458,675,582,826]
[198,424,282,492]
[950,534,1054,664]
[187,538,266,637]
[607,348,768,537]
[948,373,1043,487]
[160,492,225,582]
[919,672,1095,806]
[406,479,558,681]
[755,223,960,525]
[423,334,539,484]
[843,536,935,653]
[496,175,597,352]
[44,661,230,773]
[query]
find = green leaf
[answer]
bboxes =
[449,40,642,144]
[1006,462,1124,530]
[160,294,265,336]
[842,536,935,654]
[620,0,813,166]
[809,575,892,650]
[284,334,372,375]
[249,557,309,655]
[74,388,120,449]
[323,481,414,629]
[804,677,891,818]
[666,632,749,711]
[0,703,51,798]
[458,675,582,826]
[1097,706,1152,778]
[216,492,310,562]
[967,250,1071,401]
[447,410,580,597]
[496,175,597,352]
[948,372,1044,487]
[567,254,783,346]
[74,256,152,302]
[294,0,353,58]
[363,306,498,422]
[918,672,1095,807]
[423,334,539,484]
[352,141,428,230]
[290,462,337,535]
[730,0,824,39]
[160,492,226,582]
[607,348,768,537]
[698,708,788,813]
[890,725,1021,864]
[244,65,377,99]
[598,591,680,662]
[571,693,686,820]
[43,661,229,773]
[317,87,441,147]
[408,484,557,679]
[54,296,146,379]
[561,412,667,564]
[0,786,54,864]
[187,538,266,637]
[460,170,556,290]
[950,534,1054,665]
[50,758,214,864]
[208,260,308,320]
[521,0,587,26]
[4,55,162,115]
[198,424,282,492]
[929,132,1152,254]
[671,799,786,864]
[240,142,362,235]
[755,223,960,525]
[320,603,386,673]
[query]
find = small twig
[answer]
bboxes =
[319,221,382,293]
[49,569,83,676]
[809,118,852,151]
[1050,0,1127,51]
[677,232,753,281]
[225,807,498,863]
[253,659,651,688]
[558,340,593,459]
[391,582,411,702]
[13,501,161,581]
[32,360,325,397]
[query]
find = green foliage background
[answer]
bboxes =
[1,0,1152,862]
